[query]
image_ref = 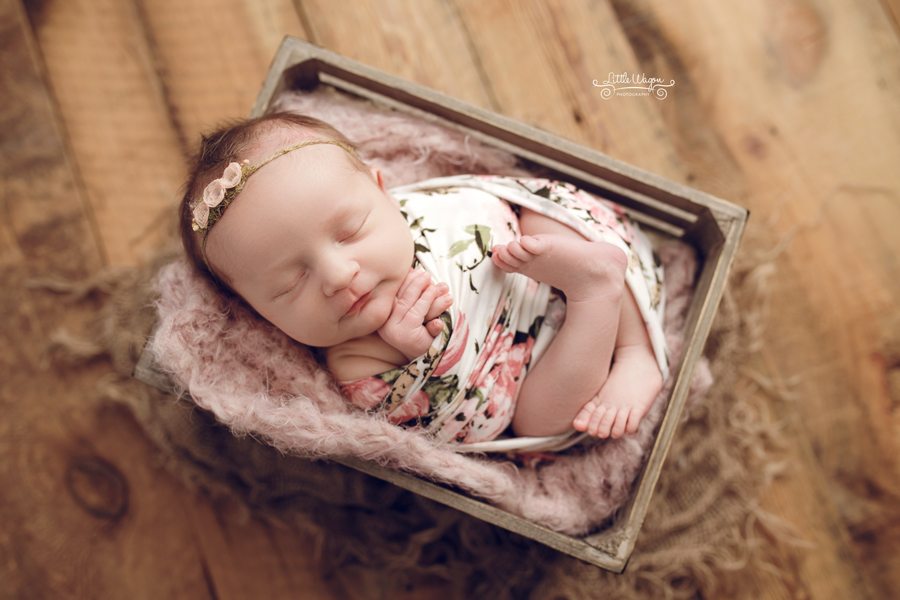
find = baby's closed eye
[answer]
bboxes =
[340,215,368,242]
[274,270,306,298]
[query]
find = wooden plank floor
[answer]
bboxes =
[2,0,898,597]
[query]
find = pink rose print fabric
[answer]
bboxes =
[337,175,669,453]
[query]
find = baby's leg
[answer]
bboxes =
[572,286,665,438]
[501,208,626,436]
[505,207,664,439]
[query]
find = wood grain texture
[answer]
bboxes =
[0,2,210,595]
[297,0,494,108]
[134,0,306,142]
[3,0,898,597]
[617,2,900,598]
[23,0,186,267]
[454,0,686,178]
[5,0,341,598]
[452,1,897,595]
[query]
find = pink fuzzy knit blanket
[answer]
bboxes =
[148,87,713,535]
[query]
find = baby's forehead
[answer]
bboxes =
[243,126,328,162]
[242,133,361,185]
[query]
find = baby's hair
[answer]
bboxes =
[179,111,368,306]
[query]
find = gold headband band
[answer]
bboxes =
[191,138,359,275]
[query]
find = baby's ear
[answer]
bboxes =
[370,166,384,190]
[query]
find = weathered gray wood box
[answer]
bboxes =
[134,36,748,573]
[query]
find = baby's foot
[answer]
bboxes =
[572,348,664,439]
[491,234,627,303]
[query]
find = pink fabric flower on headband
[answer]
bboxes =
[193,162,244,230]
[190,141,350,233]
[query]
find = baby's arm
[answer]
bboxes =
[377,268,452,361]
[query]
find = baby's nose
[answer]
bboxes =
[321,255,360,295]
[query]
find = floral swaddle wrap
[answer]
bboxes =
[338,174,669,453]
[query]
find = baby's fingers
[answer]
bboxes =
[425,318,444,337]
[424,286,452,321]
[409,281,444,320]
[396,268,429,302]
[395,269,431,313]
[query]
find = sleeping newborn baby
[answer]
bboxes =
[180,111,669,450]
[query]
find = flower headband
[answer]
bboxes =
[191,138,359,276]
[190,138,359,235]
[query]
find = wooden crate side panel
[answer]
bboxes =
[608,212,749,561]
[227,35,751,572]
[334,456,627,572]
[252,38,748,237]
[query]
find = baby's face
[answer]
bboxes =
[205,144,414,348]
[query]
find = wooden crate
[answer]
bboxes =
[134,36,749,573]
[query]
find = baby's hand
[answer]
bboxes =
[377,268,453,361]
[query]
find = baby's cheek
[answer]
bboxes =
[371,293,394,327]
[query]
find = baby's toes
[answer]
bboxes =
[593,405,618,438]
[499,244,525,267]
[573,403,595,431]
[506,239,534,263]
[625,409,643,434]
[519,234,548,255]
[491,246,518,271]
[587,404,611,438]
[609,407,632,439]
